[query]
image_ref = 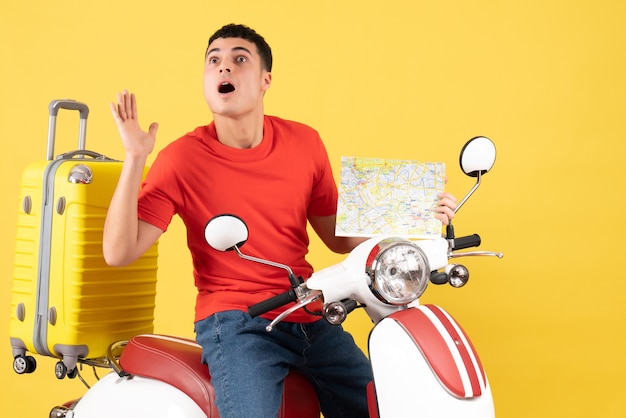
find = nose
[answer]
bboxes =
[219,63,231,73]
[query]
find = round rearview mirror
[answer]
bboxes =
[204,214,249,251]
[459,136,496,177]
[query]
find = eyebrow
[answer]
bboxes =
[206,46,253,57]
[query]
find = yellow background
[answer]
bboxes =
[1,1,625,416]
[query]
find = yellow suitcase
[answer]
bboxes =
[9,100,158,379]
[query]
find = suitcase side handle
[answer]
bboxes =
[56,149,116,161]
[47,99,90,161]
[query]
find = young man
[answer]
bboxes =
[104,23,457,418]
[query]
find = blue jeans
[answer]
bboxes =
[194,310,372,418]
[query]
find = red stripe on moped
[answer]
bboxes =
[390,305,485,398]
[424,305,486,395]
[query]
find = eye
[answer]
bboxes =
[236,56,248,63]
[208,56,218,64]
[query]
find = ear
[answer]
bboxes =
[262,71,272,92]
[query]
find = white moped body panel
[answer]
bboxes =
[72,371,206,418]
[307,236,449,323]
[368,305,494,418]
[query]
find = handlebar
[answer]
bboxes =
[248,289,297,317]
[452,234,481,250]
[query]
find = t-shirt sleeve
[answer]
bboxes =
[307,134,338,217]
[137,151,179,232]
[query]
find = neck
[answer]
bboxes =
[213,112,265,149]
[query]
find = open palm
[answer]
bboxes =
[110,91,158,159]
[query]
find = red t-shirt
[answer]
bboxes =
[138,115,337,323]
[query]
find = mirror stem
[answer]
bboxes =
[233,246,296,276]
[454,171,482,215]
[446,170,483,241]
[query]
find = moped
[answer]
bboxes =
[50,136,501,418]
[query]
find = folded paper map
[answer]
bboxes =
[336,157,446,238]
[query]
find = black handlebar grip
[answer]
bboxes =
[248,289,297,318]
[453,234,481,250]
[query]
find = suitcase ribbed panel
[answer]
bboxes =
[10,161,47,355]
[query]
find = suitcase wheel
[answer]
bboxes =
[67,367,78,379]
[55,361,68,379]
[54,361,78,380]
[13,354,37,374]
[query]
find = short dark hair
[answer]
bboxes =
[207,23,273,72]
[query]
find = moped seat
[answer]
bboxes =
[119,334,320,417]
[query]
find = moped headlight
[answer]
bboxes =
[366,239,430,305]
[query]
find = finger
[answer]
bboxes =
[130,92,137,120]
[435,213,452,225]
[435,207,455,225]
[109,102,122,123]
[437,198,456,213]
[437,205,455,218]
[116,92,128,120]
[438,192,458,204]
[148,122,159,137]
[438,194,458,211]
[121,90,131,119]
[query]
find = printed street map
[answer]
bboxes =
[336,157,446,238]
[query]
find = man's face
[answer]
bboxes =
[203,37,272,118]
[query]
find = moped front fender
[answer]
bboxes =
[368,304,495,418]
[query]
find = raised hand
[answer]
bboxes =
[110,90,159,159]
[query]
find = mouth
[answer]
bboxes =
[218,82,235,94]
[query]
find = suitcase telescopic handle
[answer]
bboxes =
[46,99,90,161]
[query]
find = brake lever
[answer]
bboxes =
[450,250,504,258]
[265,290,323,332]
